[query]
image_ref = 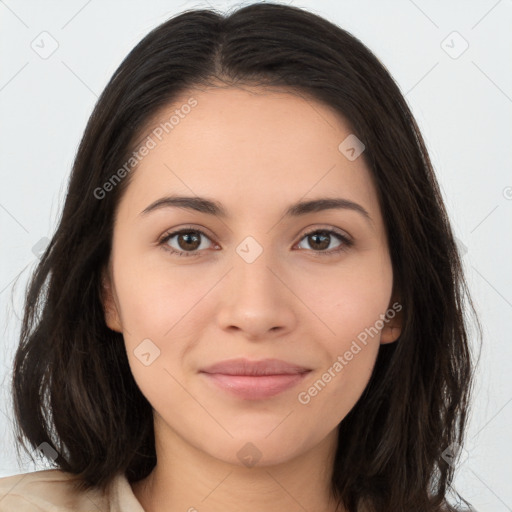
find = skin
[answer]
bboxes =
[101,85,402,512]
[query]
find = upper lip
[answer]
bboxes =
[200,358,311,376]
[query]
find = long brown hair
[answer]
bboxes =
[9,3,481,511]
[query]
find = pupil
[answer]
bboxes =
[180,232,199,250]
[311,233,329,250]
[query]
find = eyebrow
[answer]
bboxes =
[139,195,373,226]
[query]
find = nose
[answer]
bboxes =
[215,247,298,341]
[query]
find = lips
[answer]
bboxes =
[200,358,311,376]
[199,358,312,400]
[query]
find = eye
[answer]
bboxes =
[158,227,215,257]
[158,226,353,258]
[295,228,353,256]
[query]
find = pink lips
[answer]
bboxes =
[199,358,311,400]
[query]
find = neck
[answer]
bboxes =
[131,417,344,512]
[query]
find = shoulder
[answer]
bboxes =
[0,469,110,511]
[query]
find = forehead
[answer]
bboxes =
[117,86,379,223]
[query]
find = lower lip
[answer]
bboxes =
[201,372,310,400]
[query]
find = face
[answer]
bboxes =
[101,85,402,467]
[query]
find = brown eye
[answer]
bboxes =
[305,231,331,250]
[296,229,353,256]
[159,228,214,257]
[175,231,201,251]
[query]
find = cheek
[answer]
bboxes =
[294,252,393,344]
[295,278,388,427]
[114,250,211,339]
[293,252,392,403]
[112,255,215,397]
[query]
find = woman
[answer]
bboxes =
[0,2,480,511]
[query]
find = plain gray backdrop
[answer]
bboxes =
[1,1,511,510]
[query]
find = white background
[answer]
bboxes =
[1,1,511,510]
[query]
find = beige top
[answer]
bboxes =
[0,469,145,512]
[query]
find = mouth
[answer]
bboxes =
[199,358,312,400]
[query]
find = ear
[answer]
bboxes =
[100,266,123,333]
[380,293,403,345]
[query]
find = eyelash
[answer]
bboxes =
[158,226,353,258]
